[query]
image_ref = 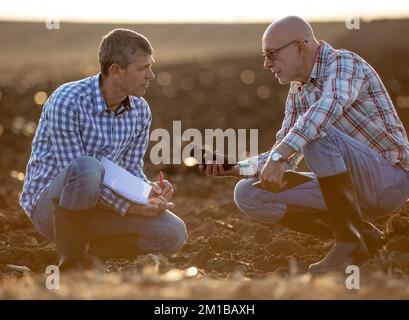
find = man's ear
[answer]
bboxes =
[108,63,123,79]
[296,39,307,54]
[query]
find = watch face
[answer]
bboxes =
[271,152,282,161]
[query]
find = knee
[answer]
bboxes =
[153,216,188,255]
[234,179,285,223]
[66,156,104,191]
[303,127,351,176]
[303,128,338,168]
[303,136,327,160]
[303,142,322,172]
[71,156,104,177]
[234,179,258,216]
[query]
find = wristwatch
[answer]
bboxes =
[270,151,286,163]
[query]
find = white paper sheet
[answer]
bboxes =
[101,157,151,205]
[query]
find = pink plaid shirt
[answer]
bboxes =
[276,40,409,171]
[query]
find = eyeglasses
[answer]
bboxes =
[263,39,308,61]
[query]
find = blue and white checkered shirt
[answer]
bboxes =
[19,74,151,217]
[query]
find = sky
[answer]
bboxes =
[1,0,409,23]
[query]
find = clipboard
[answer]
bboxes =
[251,170,314,193]
[101,157,152,205]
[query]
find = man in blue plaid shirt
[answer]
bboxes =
[20,29,187,270]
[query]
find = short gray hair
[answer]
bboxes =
[98,28,153,75]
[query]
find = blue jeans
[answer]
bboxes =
[234,127,409,224]
[31,156,188,255]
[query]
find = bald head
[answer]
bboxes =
[263,16,316,44]
[262,16,320,84]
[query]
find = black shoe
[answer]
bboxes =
[52,199,92,271]
[279,205,384,255]
[308,170,369,274]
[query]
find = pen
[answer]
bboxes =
[159,171,164,190]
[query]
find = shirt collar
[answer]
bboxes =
[309,40,332,82]
[91,73,134,114]
[289,41,332,94]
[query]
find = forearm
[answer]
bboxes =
[234,142,297,177]
[272,142,297,161]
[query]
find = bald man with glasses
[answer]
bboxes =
[201,16,409,274]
